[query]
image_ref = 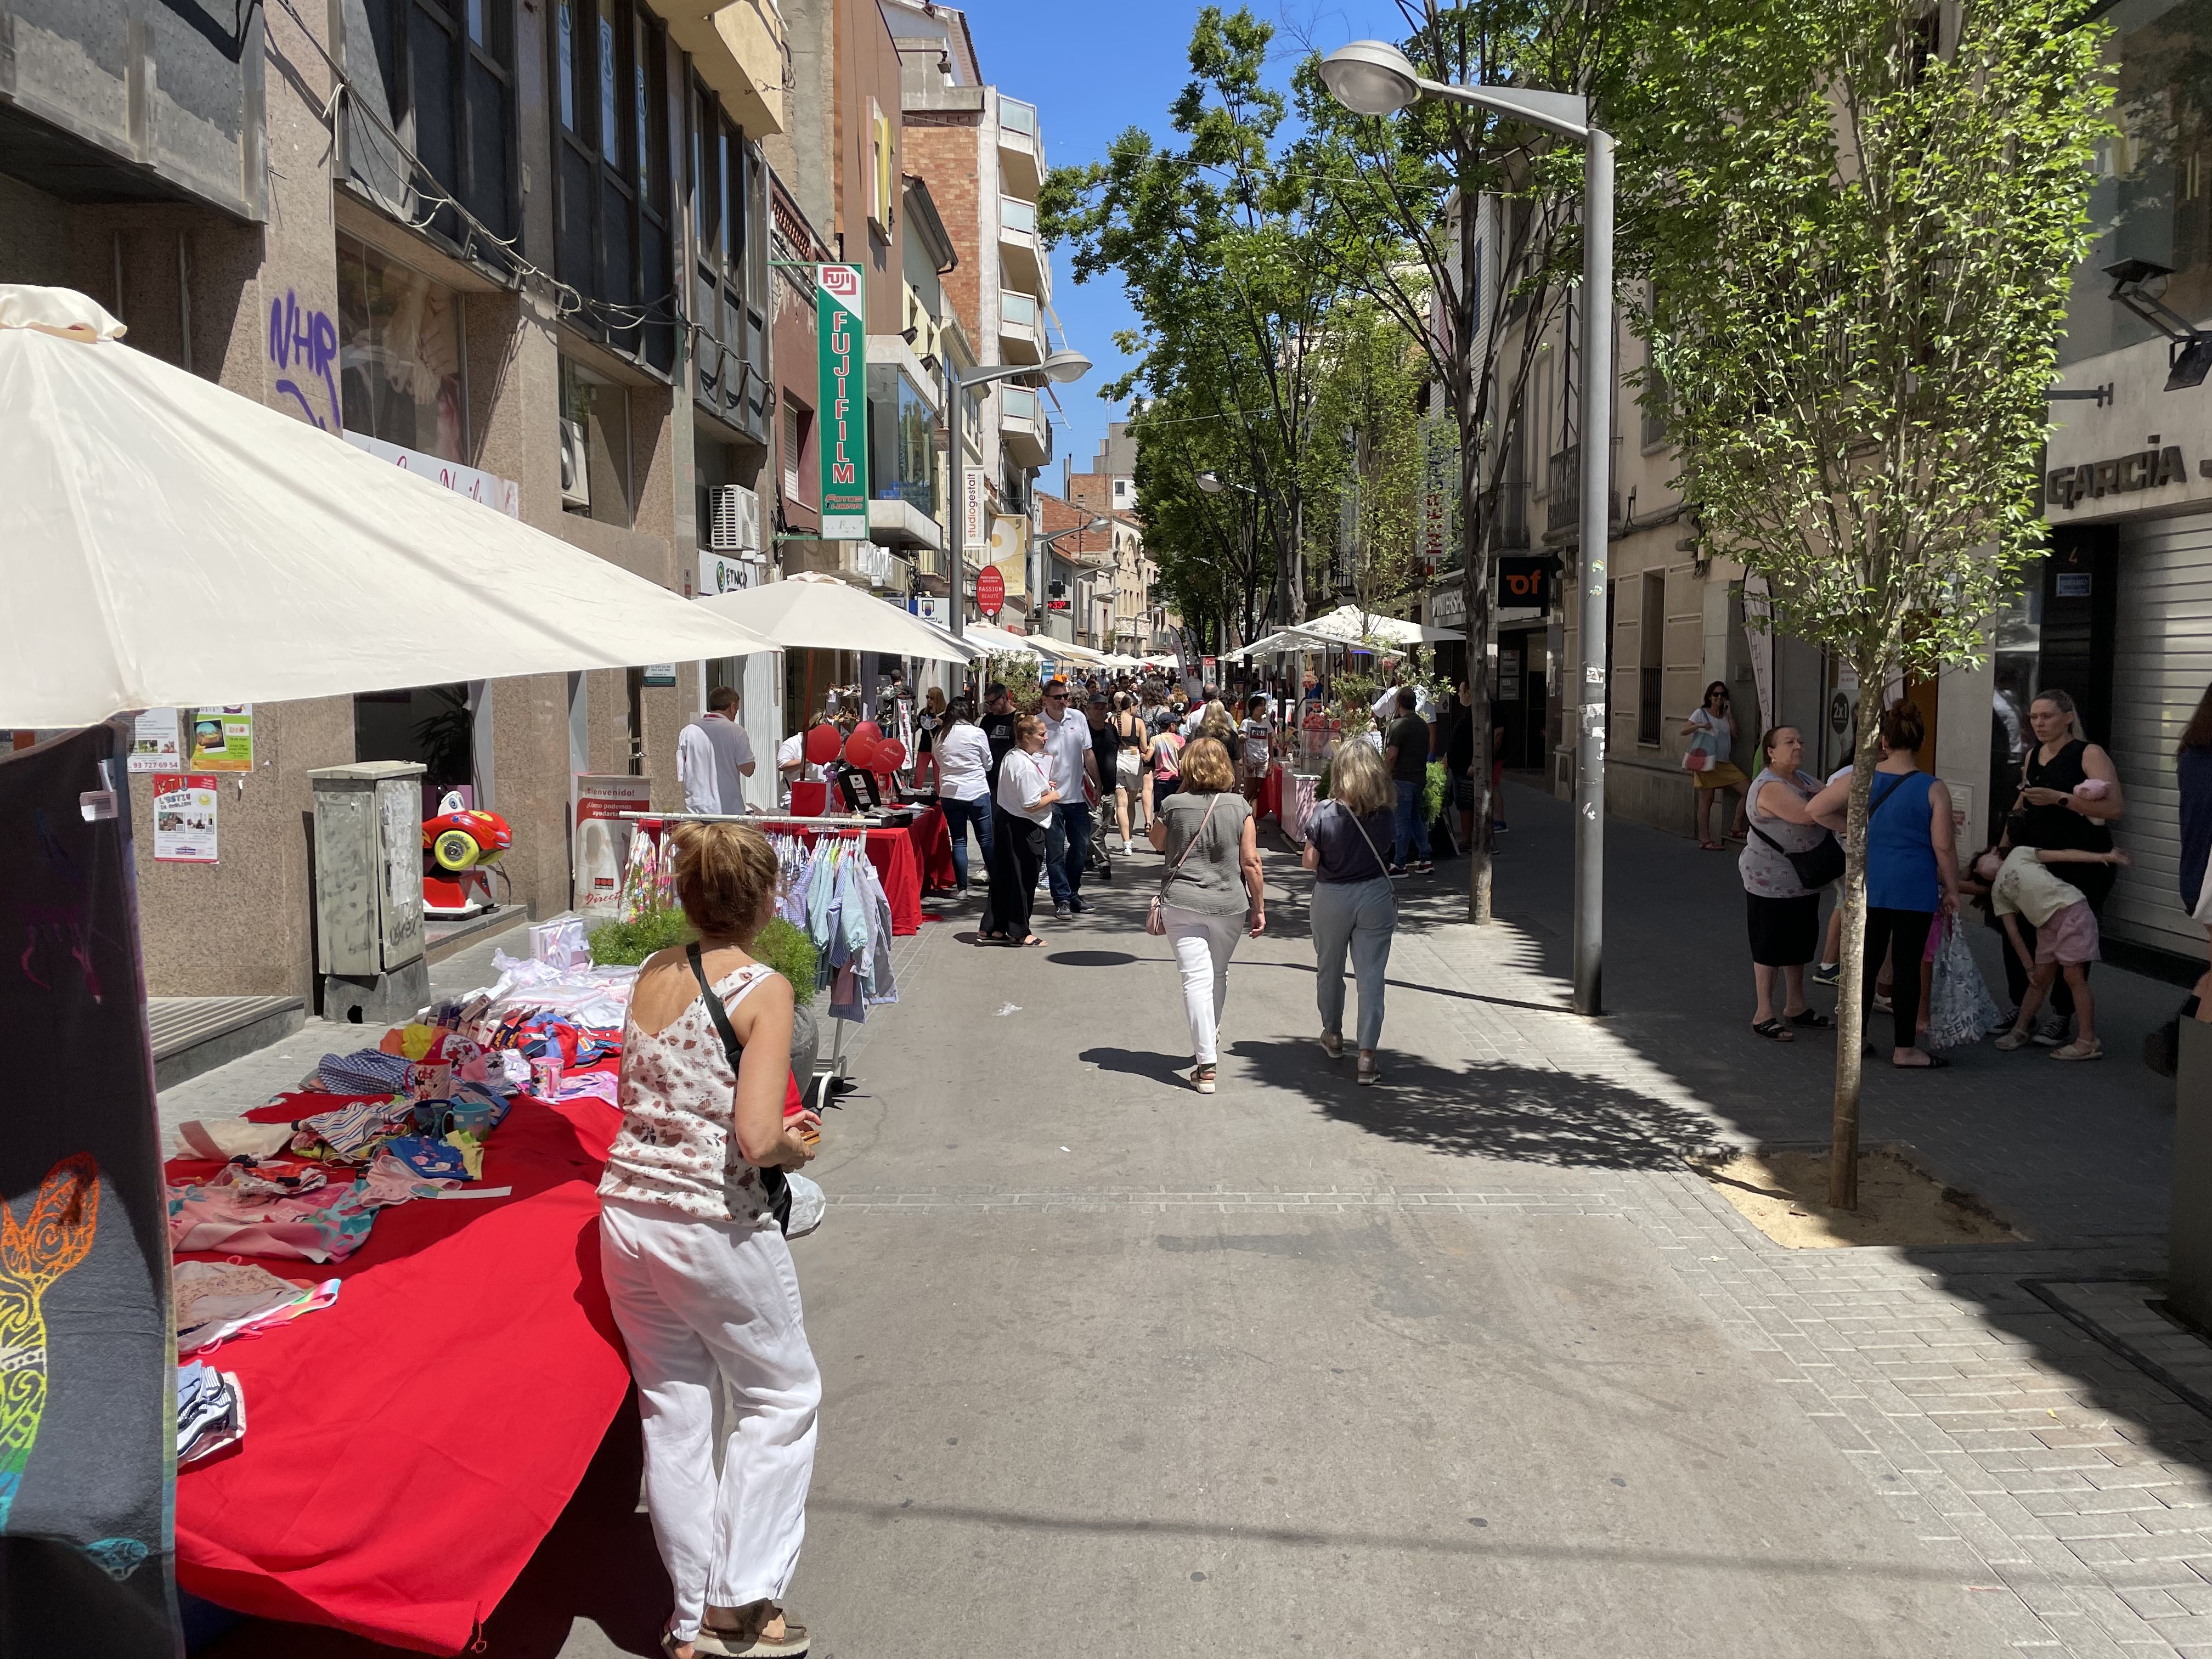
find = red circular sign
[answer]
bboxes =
[976,568,1006,615]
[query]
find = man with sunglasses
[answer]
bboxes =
[1038,678,1101,918]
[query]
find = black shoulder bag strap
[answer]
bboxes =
[686,942,792,1234]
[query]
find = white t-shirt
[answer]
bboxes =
[676,713,754,814]
[1373,685,1431,725]
[1040,707,1094,796]
[1240,717,1273,772]
[996,748,1055,825]
[934,721,993,803]
[775,732,825,805]
[1991,846,2090,929]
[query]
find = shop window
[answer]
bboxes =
[1638,571,1665,746]
[559,354,632,526]
[781,398,812,509]
[337,233,467,463]
[343,0,515,247]
[691,80,770,439]
[355,682,474,798]
[867,365,936,514]
[2062,0,2212,364]
[551,0,673,368]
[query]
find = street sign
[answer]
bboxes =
[977,566,1006,615]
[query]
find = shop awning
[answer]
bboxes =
[1299,603,1465,646]
[691,571,976,662]
[963,623,1051,658]
[1221,625,1342,659]
[0,286,772,727]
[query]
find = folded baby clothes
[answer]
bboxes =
[174,1260,340,1354]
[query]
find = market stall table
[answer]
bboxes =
[1284,772,1321,844]
[171,1087,631,1654]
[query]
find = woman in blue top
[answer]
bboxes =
[1809,701,1960,1068]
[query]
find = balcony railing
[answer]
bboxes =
[1001,291,1039,330]
[1000,197,1037,236]
[1001,386,1040,424]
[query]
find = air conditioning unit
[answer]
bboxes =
[709,483,761,552]
[559,419,591,510]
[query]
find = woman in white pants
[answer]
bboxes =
[1301,739,1400,1084]
[1147,737,1266,1094]
[598,821,823,1659]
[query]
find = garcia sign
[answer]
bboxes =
[816,265,869,539]
[2046,444,2188,509]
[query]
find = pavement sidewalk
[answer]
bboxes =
[193,785,2212,1659]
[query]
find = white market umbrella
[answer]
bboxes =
[1300,603,1464,646]
[692,571,974,663]
[1222,625,1340,660]
[1049,639,1110,665]
[0,286,772,727]
[963,623,1049,658]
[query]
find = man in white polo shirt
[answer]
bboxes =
[1038,678,1101,918]
[675,685,757,814]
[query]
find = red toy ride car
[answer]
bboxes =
[421,791,512,917]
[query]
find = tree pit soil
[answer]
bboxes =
[1689,1145,2027,1249]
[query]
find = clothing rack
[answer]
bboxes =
[619,811,877,1103]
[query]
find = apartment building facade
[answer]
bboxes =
[0,0,787,996]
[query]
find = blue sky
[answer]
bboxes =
[952,0,1408,487]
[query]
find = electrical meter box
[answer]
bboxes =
[310,761,427,1021]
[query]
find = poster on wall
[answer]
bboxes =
[816,264,870,539]
[986,513,1029,601]
[0,723,177,1655]
[151,775,219,863]
[126,710,181,774]
[572,775,654,917]
[186,707,253,772]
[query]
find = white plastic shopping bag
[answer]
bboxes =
[1926,915,2005,1049]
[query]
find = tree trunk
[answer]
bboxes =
[1827,674,1886,1210]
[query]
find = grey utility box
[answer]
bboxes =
[309,761,428,1024]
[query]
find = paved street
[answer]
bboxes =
[195,783,2212,1659]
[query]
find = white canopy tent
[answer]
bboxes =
[963,623,1050,659]
[690,571,978,662]
[1221,625,1344,661]
[0,286,772,727]
[1300,603,1464,646]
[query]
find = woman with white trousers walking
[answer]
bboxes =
[1148,737,1266,1094]
[597,821,823,1659]
[1302,738,1399,1084]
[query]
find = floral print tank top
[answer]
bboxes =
[597,962,776,1223]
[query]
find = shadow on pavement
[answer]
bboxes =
[1079,1045,1201,1087]
[1227,1038,1731,1170]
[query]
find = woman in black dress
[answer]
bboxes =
[2177,683,2212,1022]
[2006,688,2124,1043]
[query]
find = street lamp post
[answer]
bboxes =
[1321,41,1613,1017]
[946,347,1093,645]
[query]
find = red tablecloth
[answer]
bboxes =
[1260,763,1286,825]
[172,1090,631,1655]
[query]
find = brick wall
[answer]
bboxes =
[900,116,984,338]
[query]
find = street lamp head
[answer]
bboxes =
[1321,40,1423,117]
[1087,515,1109,531]
[1040,347,1092,383]
[1195,471,1226,496]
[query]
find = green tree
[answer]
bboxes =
[1043,7,1355,642]
[1305,297,1430,627]
[1627,0,2108,1205]
[1294,0,1651,923]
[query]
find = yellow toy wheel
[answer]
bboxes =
[432,829,482,871]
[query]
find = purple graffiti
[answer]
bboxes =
[268,291,341,431]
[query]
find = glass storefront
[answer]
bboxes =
[867,364,936,514]
[336,233,467,461]
[2060,0,2212,363]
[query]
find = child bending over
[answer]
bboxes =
[1978,843,2129,1062]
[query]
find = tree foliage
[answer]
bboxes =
[1626,0,2109,1202]
[1042,7,1351,645]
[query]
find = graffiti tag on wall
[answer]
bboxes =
[267,290,340,431]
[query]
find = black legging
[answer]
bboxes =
[989,809,1046,941]
[1864,907,1936,1053]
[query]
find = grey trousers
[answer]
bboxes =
[1311,874,1397,1051]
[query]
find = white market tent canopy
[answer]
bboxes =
[0,286,772,728]
[963,623,1049,659]
[1048,638,1110,665]
[691,571,974,662]
[1221,625,1342,660]
[1300,603,1464,646]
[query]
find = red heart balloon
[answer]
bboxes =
[803,723,842,764]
